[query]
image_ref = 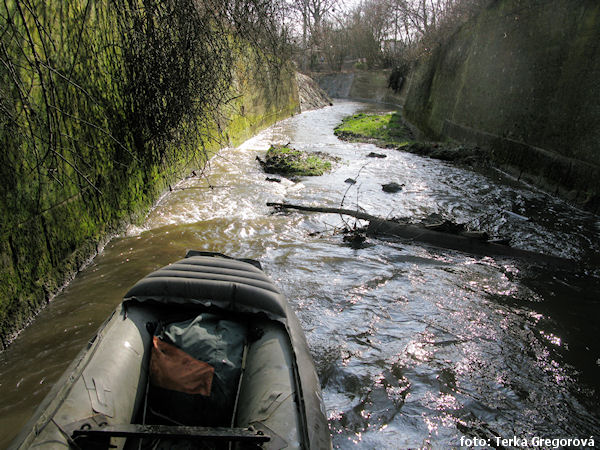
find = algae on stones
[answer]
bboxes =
[259,145,335,177]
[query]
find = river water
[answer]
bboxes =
[1,101,599,449]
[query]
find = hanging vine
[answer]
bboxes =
[0,0,294,347]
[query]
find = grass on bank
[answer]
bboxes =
[334,111,489,167]
[333,112,414,147]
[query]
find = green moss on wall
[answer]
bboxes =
[0,1,299,349]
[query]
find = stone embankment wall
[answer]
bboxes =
[402,0,600,211]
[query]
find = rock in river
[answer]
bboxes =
[382,182,404,193]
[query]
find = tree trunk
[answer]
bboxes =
[267,202,574,267]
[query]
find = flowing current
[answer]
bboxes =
[1,101,599,448]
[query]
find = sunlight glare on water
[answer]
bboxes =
[0,101,599,449]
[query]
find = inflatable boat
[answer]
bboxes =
[11,251,331,449]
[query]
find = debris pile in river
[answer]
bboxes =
[342,229,368,248]
[405,141,488,166]
[256,144,338,177]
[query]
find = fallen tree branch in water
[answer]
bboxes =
[266,202,574,267]
[267,202,377,221]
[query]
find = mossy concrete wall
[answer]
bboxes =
[0,65,299,351]
[226,61,299,148]
[403,0,600,210]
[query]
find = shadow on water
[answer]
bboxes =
[1,100,599,448]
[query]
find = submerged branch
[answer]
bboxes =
[267,202,376,221]
[267,202,574,267]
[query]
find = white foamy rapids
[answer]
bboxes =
[125,124,305,237]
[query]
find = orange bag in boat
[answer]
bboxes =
[150,336,214,396]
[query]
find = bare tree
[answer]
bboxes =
[319,17,351,71]
[339,0,489,67]
[387,0,489,46]
[286,0,342,70]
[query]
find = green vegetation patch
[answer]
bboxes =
[259,145,335,176]
[334,112,414,147]
[334,112,488,166]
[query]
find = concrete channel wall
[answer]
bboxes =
[315,70,404,106]
[0,65,299,350]
[313,2,600,211]
[402,0,600,211]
